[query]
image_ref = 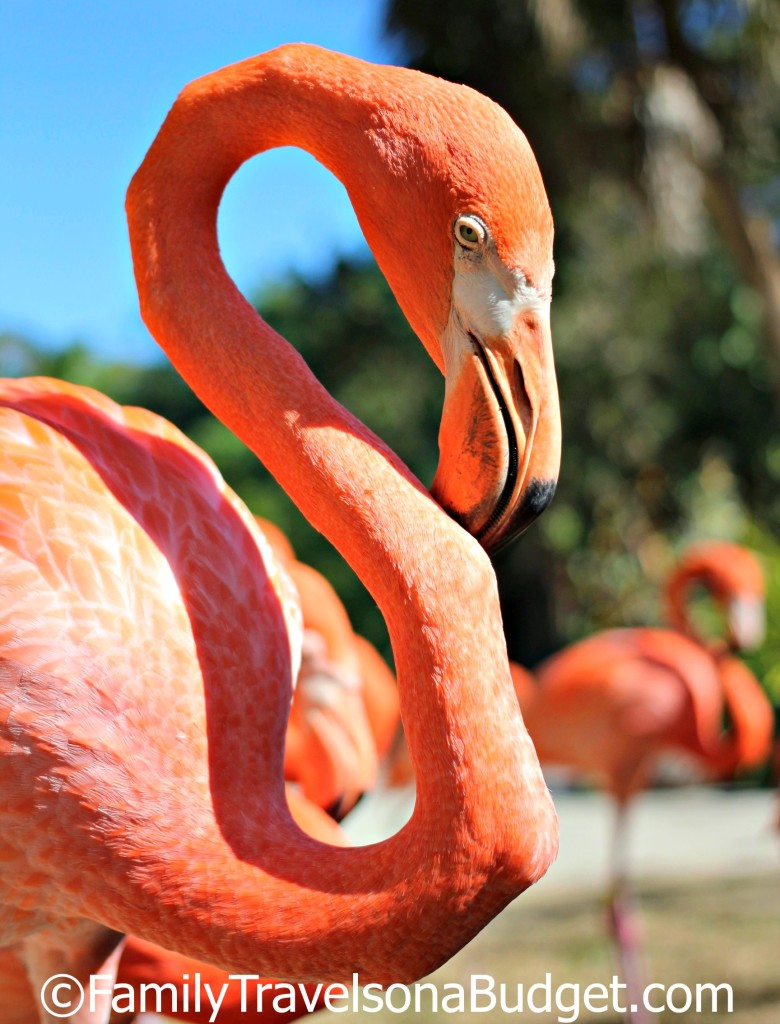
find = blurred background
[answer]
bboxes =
[4,0,778,733]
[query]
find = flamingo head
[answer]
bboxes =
[668,542,766,650]
[338,62,561,553]
[707,544,765,651]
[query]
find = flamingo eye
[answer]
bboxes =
[454,215,486,251]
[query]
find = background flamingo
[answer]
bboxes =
[0,43,561,1023]
[257,517,399,819]
[512,541,774,1024]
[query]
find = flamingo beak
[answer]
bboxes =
[431,306,561,554]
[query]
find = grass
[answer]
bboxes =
[315,872,779,1022]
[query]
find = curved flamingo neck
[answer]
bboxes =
[663,556,772,777]
[664,562,714,644]
[124,45,557,983]
[128,48,434,579]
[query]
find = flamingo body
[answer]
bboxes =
[1,789,345,1024]
[526,628,726,800]
[0,378,298,947]
[108,787,349,1024]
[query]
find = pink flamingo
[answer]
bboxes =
[513,541,774,1024]
[0,44,561,1023]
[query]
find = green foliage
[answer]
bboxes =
[542,182,778,634]
[742,526,780,706]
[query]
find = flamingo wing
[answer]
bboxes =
[0,377,300,946]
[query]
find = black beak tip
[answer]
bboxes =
[482,477,558,556]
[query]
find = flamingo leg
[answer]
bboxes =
[606,799,650,1024]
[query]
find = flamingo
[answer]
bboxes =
[512,541,774,1024]
[0,44,561,1023]
[113,936,328,1024]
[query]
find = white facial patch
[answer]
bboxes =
[439,244,549,384]
[728,595,766,649]
[453,247,545,335]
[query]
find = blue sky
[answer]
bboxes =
[1,1,398,363]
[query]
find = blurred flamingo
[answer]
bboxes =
[256,517,400,818]
[0,44,562,1022]
[512,541,774,1024]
